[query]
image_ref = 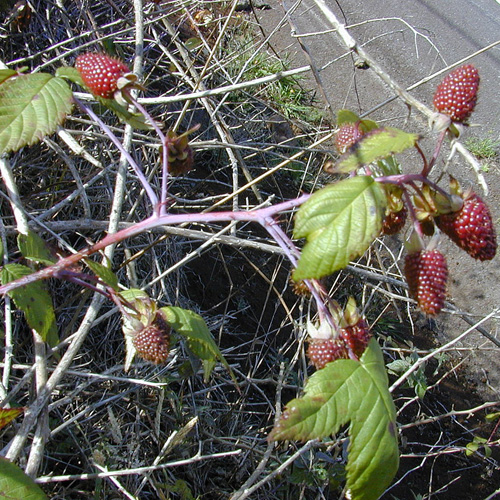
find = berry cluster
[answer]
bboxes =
[335,122,363,154]
[75,52,130,99]
[433,64,479,123]
[306,311,371,370]
[307,339,348,370]
[133,314,171,364]
[340,318,371,358]
[404,249,448,316]
[436,192,497,261]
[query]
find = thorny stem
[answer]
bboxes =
[425,128,449,176]
[74,97,159,209]
[376,173,451,200]
[415,142,428,175]
[401,188,425,239]
[261,217,338,329]
[125,93,169,215]
[0,195,311,296]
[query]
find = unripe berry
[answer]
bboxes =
[404,249,448,315]
[307,339,348,369]
[133,318,171,364]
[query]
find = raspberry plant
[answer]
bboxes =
[0,10,497,499]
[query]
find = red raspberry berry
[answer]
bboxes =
[307,339,348,369]
[382,205,408,235]
[436,192,497,260]
[75,52,130,99]
[404,249,448,315]
[340,319,371,358]
[335,123,363,154]
[133,322,171,364]
[433,65,479,123]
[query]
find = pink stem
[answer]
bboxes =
[0,195,311,295]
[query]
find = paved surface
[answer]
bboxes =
[256,0,500,399]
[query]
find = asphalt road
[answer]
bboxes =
[256,0,500,399]
[282,0,500,133]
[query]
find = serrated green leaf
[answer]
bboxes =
[0,457,49,500]
[18,231,56,266]
[336,111,378,134]
[0,69,18,85]
[0,73,73,154]
[270,339,399,500]
[336,127,419,173]
[386,359,410,374]
[293,176,386,280]
[161,306,233,383]
[1,264,58,346]
[84,258,119,291]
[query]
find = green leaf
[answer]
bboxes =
[119,288,149,303]
[0,407,24,430]
[0,73,73,154]
[0,69,18,85]
[84,258,119,291]
[161,306,233,383]
[0,457,49,500]
[293,176,386,280]
[336,110,377,133]
[185,37,203,51]
[97,98,154,130]
[337,109,360,126]
[336,127,419,173]
[18,232,56,266]
[1,264,58,346]
[55,66,83,86]
[270,339,399,500]
[485,411,500,422]
[358,119,379,134]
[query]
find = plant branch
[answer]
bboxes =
[0,196,310,296]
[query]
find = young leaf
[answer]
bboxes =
[84,258,119,291]
[0,457,49,500]
[335,127,419,173]
[119,288,149,303]
[270,339,399,500]
[18,231,56,266]
[0,407,24,430]
[161,306,233,382]
[0,73,73,154]
[1,263,58,346]
[336,110,377,133]
[293,176,386,280]
[55,66,84,86]
[337,109,360,126]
